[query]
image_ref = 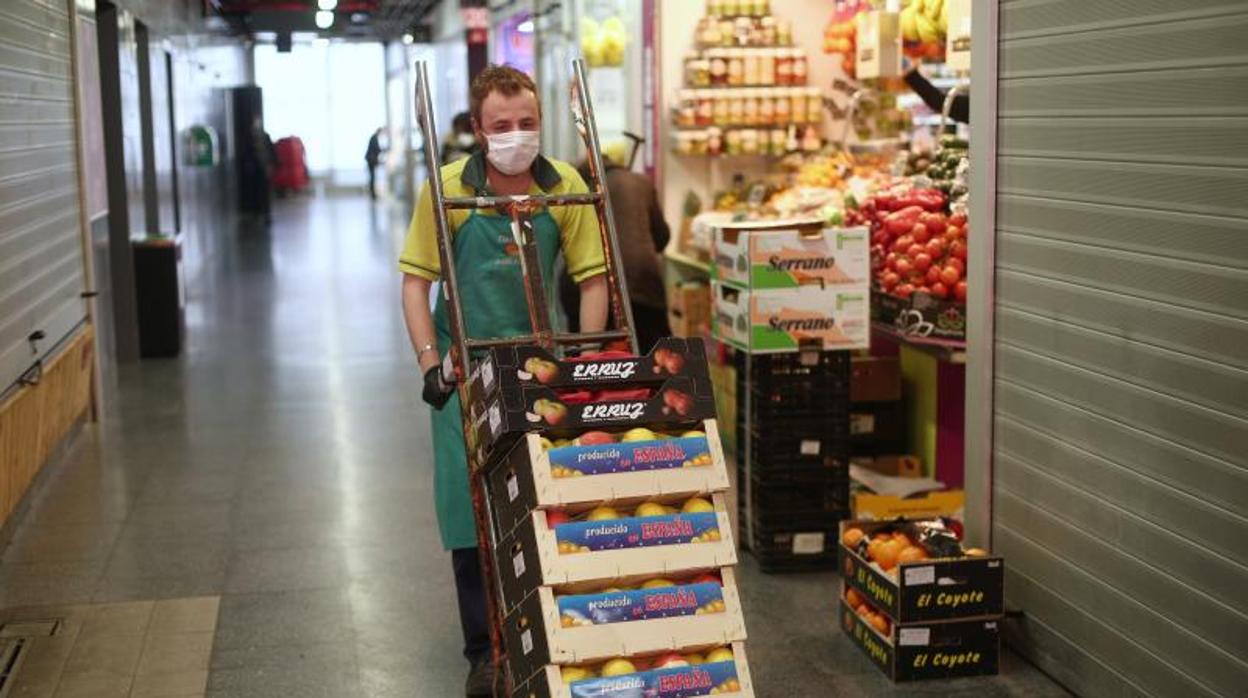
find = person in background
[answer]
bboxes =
[441,111,476,164]
[249,116,275,224]
[365,127,386,200]
[399,65,608,697]
[561,152,672,353]
[903,58,968,124]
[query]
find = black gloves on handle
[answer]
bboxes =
[422,363,455,409]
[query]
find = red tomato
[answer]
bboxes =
[911,223,930,244]
[949,212,967,228]
[895,283,914,299]
[885,252,898,270]
[895,257,914,276]
[925,266,942,285]
[893,234,914,253]
[946,225,965,240]
[872,229,891,246]
[881,271,900,289]
[925,238,946,260]
[950,240,968,261]
[906,244,924,259]
[954,280,968,302]
[921,212,947,236]
[940,265,961,286]
[914,252,932,272]
[928,281,948,299]
[947,256,966,274]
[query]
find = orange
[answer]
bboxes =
[841,527,865,548]
[869,613,890,635]
[845,587,865,610]
[897,546,927,564]
[874,539,903,571]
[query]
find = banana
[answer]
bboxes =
[926,0,944,23]
[900,6,919,42]
[915,12,939,43]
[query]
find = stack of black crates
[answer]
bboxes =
[735,348,851,572]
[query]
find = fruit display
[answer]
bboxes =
[900,0,948,60]
[580,16,628,67]
[549,644,746,695]
[822,0,870,77]
[859,186,968,304]
[843,585,892,638]
[838,519,1004,624]
[548,495,725,554]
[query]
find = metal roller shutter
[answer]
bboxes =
[0,0,87,394]
[992,1,1248,696]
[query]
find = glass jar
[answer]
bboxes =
[707,127,723,156]
[693,59,712,87]
[775,49,793,86]
[786,124,799,153]
[758,91,774,125]
[729,93,745,125]
[790,89,806,124]
[677,90,697,128]
[713,91,731,126]
[743,90,759,125]
[777,19,792,46]
[770,128,787,156]
[733,17,751,46]
[691,130,709,156]
[802,125,822,152]
[743,52,760,86]
[741,128,759,155]
[774,88,791,123]
[696,93,714,127]
[760,16,777,46]
[759,49,775,85]
[709,51,728,85]
[706,0,721,17]
[807,88,824,125]
[792,51,808,86]
[725,129,742,155]
[727,52,745,86]
[722,0,738,17]
[675,132,693,156]
[719,20,735,47]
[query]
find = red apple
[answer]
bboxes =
[652,653,688,669]
[576,431,616,446]
[546,510,571,528]
[925,237,946,259]
[894,257,913,276]
[925,266,941,285]
[690,572,722,585]
[905,243,924,260]
[946,257,966,274]
[913,253,932,273]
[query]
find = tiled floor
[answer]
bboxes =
[0,193,1070,696]
[0,597,218,697]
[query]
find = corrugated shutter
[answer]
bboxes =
[0,0,87,394]
[993,2,1248,696]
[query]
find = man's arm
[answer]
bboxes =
[578,275,609,333]
[401,274,440,372]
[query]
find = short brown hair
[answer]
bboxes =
[469,64,540,124]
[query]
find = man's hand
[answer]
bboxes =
[422,364,455,409]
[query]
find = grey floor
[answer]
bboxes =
[0,193,1069,697]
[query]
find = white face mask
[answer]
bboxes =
[485,130,540,175]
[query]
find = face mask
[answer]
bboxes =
[485,130,540,175]
[457,132,475,147]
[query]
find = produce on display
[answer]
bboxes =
[900,0,948,60]
[581,16,628,67]
[823,0,870,77]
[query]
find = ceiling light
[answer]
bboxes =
[315,10,334,29]
[517,19,534,33]
[402,33,414,45]
[318,0,338,10]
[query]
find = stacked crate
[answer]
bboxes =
[708,219,870,572]
[464,339,755,697]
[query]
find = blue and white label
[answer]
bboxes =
[556,582,725,627]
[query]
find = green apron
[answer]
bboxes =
[432,208,562,550]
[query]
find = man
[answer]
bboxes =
[398,65,609,697]
[365,127,385,199]
[441,111,476,165]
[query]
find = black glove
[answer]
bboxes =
[422,364,455,409]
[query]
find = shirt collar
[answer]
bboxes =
[460,150,562,196]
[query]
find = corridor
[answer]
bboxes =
[0,193,1063,697]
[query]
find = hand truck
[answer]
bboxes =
[412,58,638,696]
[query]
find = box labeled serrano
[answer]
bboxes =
[466,375,717,471]
[486,421,730,539]
[839,519,1004,624]
[503,568,747,685]
[713,283,869,353]
[498,494,737,614]
[464,338,710,413]
[712,220,869,291]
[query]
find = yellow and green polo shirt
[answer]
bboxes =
[398,152,607,283]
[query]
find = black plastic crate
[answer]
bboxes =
[743,418,850,479]
[747,522,845,572]
[748,473,849,516]
[849,400,906,456]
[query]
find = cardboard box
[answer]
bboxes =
[839,595,1000,682]
[512,641,755,698]
[850,455,924,479]
[712,283,869,353]
[944,0,973,72]
[839,519,1004,624]
[466,374,718,472]
[498,493,738,613]
[850,356,901,403]
[504,567,748,686]
[465,338,710,416]
[856,10,902,79]
[670,283,711,339]
[711,221,869,291]
[872,291,967,342]
[852,489,966,522]
[486,421,731,539]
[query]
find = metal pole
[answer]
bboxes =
[570,59,639,354]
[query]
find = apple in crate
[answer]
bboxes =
[576,430,616,446]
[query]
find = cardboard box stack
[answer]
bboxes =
[838,519,1004,681]
[709,220,869,572]
[466,339,756,697]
